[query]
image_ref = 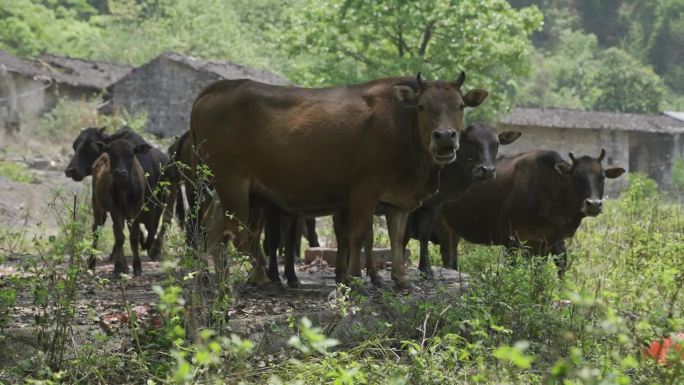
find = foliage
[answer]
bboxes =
[588,47,665,113]
[36,96,147,144]
[672,159,684,191]
[276,0,542,117]
[1,172,683,384]
[0,0,100,57]
[517,29,665,113]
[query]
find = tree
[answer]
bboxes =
[275,0,543,116]
[587,47,664,113]
[0,0,100,57]
[517,29,664,113]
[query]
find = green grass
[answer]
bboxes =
[0,161,37,184]
[2,174,683,384]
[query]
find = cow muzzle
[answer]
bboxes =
[430,129,458,164]
[582,199,603,216]
[472,164,496,181]
[113,169,129,183]
[65,166,84,181]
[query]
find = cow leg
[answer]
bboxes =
[550,240,568,277]
[432,213,457,270]
[293,216,304,259]
[450,236,460,271]
[184,184,201,249]
[150,185,175,260]
[346,204,374,294]
[129,221,143,276]
[111,212,128,278]
[244,198,275,289]
[304,218,320,248]
[89,207,107,271]
[204,197,230,287]
[417,210,437,278]
[263,204,282,283]
[385,208,414,290]
[332,210,350,284]
[211,177,273,287]
[283,214,301,288]
[363,222,383,288]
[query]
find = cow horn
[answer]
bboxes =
[598,148,606,162]
[417,72,425,91]
[454,70,466,88]
[569,152,577,163]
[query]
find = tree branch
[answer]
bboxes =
[340,47,375,66]
[418,20,436,57]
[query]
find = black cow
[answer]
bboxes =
[405,123,521,276]
[433,149,625,275]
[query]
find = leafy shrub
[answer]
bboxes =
[36,97,147,144]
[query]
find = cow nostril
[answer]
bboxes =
[432,131,442,140]
[448,129,456,139]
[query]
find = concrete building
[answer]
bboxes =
[0,50,130,133]
[498,107,684,193]
[109,52,288,137]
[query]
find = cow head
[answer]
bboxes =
[457,123,521,181]
[65,127,108,181]
[554,149,625,216]
[394,72,488,165]
[94,139,151,185]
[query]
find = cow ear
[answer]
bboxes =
[93,141,108,153]
[463,89,488,107]
[605,167,625,179]
[394,85,418,106]
[498,130,522,145]
[554,162,571,176]
[134,143,152,155]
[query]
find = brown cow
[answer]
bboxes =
[191,73,488,288]
[90,139,165,276]
[432,149,625,275]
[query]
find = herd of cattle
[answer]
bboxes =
[63,72,625,291]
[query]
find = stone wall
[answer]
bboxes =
[111,57,222,137]
[0,74,49,131]
[497,124,630,195]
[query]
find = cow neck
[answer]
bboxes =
[425,161,471,209]
[545,175,583,230]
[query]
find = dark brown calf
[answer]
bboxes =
[90,139,159,277]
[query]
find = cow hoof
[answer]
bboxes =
[148,248,162,261]
[419,268,435,279]
[260,280,284,293]
[355,286,371,297]
[248,267,272,286]
[87,257,97,271]
[370,276,384,288]
[112,266,128,279]
[396,280,420,292]
[267,269,281,283]
[287,278,302,289]
[133,267,142,277]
